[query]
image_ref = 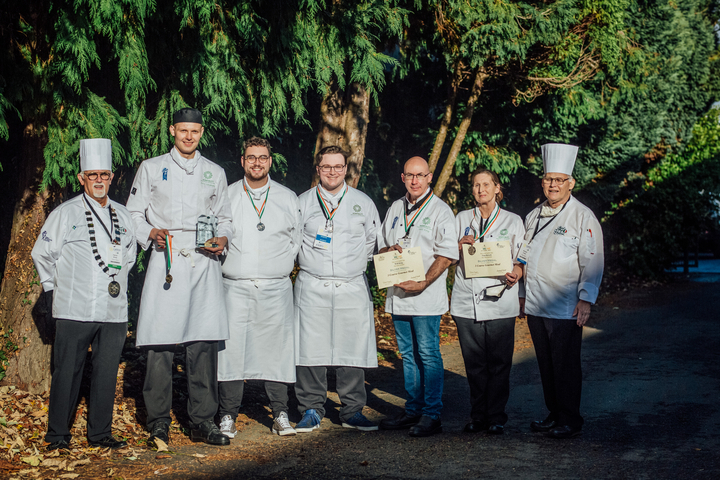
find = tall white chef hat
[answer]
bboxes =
[541,143,579,176]
[80,138,112,172]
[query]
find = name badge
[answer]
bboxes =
[516,243,530,265]
[108,244,123,269]
[398,236,412,249]
[314,226,333,250]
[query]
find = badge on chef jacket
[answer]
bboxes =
[397,236,412,249]
[314,226,332,250]
[108,244,123,269]
[517,243,530,265]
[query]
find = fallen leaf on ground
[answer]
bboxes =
[154,438,169,452]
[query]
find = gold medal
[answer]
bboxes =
[108,281,121,298]
[165,274,173,284]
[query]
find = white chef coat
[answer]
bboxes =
[378,191,459,316]
[522,196,604,319]
[126,147,233,346]
[218,177,301,382]
[295,183,380,367]
[450,207,525,321]
[31,193,137,323]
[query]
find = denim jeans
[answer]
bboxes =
[392,314,444,419]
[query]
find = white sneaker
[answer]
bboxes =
[272,412,297,436]
[219,415,237,438]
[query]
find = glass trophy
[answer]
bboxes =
[196,215,219,248]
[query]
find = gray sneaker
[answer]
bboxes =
[219,415,237,439]
[272,411,297,436]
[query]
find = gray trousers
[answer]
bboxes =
[295,366,366,422]
[143,341,219,429]
[46,319,126,443]
[454,316,515,425]
[218,380,290,419]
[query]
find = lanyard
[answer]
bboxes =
[165,235,173,271]
[530,202,568,242]
[316,185,348,223]
[472,204,500,242]
[84,194,118,243]
[243,181,270,222]
[404,193,433,236]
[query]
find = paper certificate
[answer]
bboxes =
[462,241,513,278]
[373,247,426,289]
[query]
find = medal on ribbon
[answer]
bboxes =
[470,205,500,255]
[316,185,348,233]
[83,195,122,298]
[165,234,173,284]
[402,192,433,244]
[244,182,270,231]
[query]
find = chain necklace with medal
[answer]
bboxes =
[244,181,270,231]
[316,185,348,233]
[401,191,434,245]
[83,194,122,298]
[469,204,500,255]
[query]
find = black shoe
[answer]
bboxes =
[89,435,128,449]
[487,425,504,435]
[190,420,230,446]
[530,417,557,433]
[409,415,442,437]
[148,421,170,447]
[463,421,489,433]
[547,425,582,439]
[380,412,422,430]
[46,439,70,451]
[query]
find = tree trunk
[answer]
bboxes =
[312,81,370,189]
[0,124,56,393]
[433,66,487,198]
[428,61,463,175]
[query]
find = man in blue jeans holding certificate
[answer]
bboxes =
[377,156,458,437]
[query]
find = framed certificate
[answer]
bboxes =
[373,247,426,289]
[462,241,513,278]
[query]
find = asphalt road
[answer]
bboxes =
[147,278,720,479]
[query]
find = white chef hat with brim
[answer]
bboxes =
[80,138,113,172]
[541,143,579,176]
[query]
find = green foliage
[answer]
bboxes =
[604,108,720,276]
[0,329,18,382]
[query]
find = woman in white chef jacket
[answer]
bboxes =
[450,168,525,435]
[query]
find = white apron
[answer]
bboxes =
[294,270,377,368]
[218,277,295,382]
[136,230,229,346]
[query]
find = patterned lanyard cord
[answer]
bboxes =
[83,196,121,277]
[404,192,433,236]
[244,181,271,223]
[316,185,348,227]
[472,204,500,242]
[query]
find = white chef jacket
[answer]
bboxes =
[126,147,233,346]
[294,183,380,367]
[378,191,459,316]
[522,196,604,320]
[218,177,301,382]
[450,207,525,321]
[31,193,137,323]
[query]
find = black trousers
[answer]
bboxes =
[143,341,219,429]
[218,380,290,419]
[527,315,584,428]
[46,319,126,443]
[295,366,366,422]
[453,316,515,425]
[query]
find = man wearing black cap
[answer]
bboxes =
[127,108,233,446]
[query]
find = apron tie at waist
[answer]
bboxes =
[179,248,195,268]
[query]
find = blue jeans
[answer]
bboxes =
[392,315,444,419]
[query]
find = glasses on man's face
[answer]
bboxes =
[245,155,270,164]
[404,172,430,181]
[84,172,111,181]
[542,176,571,186]
[317,164,346,173]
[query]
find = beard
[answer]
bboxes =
[92,184,107,199]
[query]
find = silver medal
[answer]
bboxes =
[257,222,265,231]
[468,245,477,255]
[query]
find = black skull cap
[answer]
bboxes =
[173,108,203,125]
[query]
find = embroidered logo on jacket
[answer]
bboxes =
[41,231,51,242]
[201,171,215,187]
[162,168,168,181]
[553,226,568,236]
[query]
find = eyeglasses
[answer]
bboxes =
[317,164,347,173]
[542,176,571,186]
[84,172,111,181]
[245,155,270,164]
[403,172,431,181]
